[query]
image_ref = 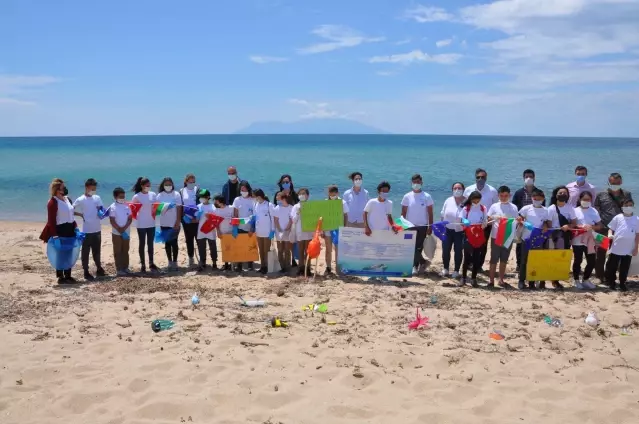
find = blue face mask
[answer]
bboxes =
[282,182,290,190]
[576,175,586,184]
[380,192,389,200]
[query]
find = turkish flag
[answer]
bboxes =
[200,214,225,234]
[464,224,486,248]
[128,203,143,220]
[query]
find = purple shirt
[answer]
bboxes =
[566,181,596,207]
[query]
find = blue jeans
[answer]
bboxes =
[442,228,463,272]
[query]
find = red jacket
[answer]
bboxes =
[39,197,76,242]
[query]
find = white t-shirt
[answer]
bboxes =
[609,214,639,256]
[364,198,393,231]
[132,191,157,229]
[108,202,131,235]
[440,197,463,231]
[401,191,434,226]
[273,204,293,241]
[55,197,75,225]
[156,191,183,227]
[196,203,216,240]
[463,184,498,209]
[519,205,550,239]
[547,204,577,228]
[73,194,103,233]
[291,203,313,241]
[460,204,487,225]
[254,201,273,238]
[215,206,234,235]
[180,187,199,208]
[487,202,519,239]
[232,196,255,232]
[573,207,601,246]
[343,188,369,224]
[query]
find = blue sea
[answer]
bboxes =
[1,134,637,221]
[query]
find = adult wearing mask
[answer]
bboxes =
[274,174,299,267]
[512,169,543,272]
[463,168,498,271]
[222,166,247,206]
[439,182,465,279]
[566,165,596,207]
[40,178,77,284]
[594,173,632,282]
[180,173,200,268]
[401,174,434,276]
[343,172,369,228]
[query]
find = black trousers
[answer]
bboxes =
[595,228,608,280]
[161,226,179,262]
[410,226,428,267]
[137,227,155,266]
[515,243,522,268]
[478,225,492,268]
[462,240,482,279]
[197,238,217,265]
[573,245,595,281]
[605,253,631,286]
[81,232,102,271]
[55,222,75,278]
[182,222,199,259]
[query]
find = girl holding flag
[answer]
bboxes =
[180,173,200,268]
[156,177,183,271]
[195,189,218,271]
[547,186,577,290]
[132,177,159,274]
[439,182,465,279]
[572,191,602,290]
[459,191,488,288]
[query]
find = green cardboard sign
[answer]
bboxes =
[301,200,344,232]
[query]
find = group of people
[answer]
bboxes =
[40,165,637,292]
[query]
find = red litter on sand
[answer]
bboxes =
[489,330,505,340]
[408,308,429,330]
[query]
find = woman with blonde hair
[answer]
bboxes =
[39,178,78,284]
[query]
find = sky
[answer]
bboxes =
[1,0,639,137]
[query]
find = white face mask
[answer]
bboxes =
[412,183,422,191]
[164,185,173,193]
[88,190,97,196]
[186,182,196,190]
[241,191,249,198]
[116,198,126,204]
[299,194,308,202]
[453,189,463,198]
[229,174,238,182]
[257,198,264,204]
[524,178,534,186]
[142,187,150,194]
[329,195,338,200]
[609,184,622,191]
[500,198,510,204]
[202,198,210,204]
[581,201,591,208]
[353,179,362,187]
[622,206,634,215]
[471,203,481,208]
[532,200,543,207]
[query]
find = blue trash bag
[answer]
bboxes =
[47,231,85,270]
[330,229,339,246]
[155,228,176,243]
[292,243,299,260]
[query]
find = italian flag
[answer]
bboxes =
[393,216,414,231]
[593,232,610,250]
[151,202,172,217]
[231,216,252,226]
[494,218,517,248]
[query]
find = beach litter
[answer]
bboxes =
[489,330,505,340]
[302,303,328,313]
[239,296,266,307]
[270,316,289,328]
[408,308,429,330]
[585,311,600,327]
[151,319,175,333]
[191,293,200,306]
[544,315,563,327]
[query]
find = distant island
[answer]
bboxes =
[236,118,387,135]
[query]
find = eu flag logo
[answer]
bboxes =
[404,234,413,239]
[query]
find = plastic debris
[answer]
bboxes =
[191,293,200,306]
[270,316,289,328]
[585,311,599,327]
[152,319,175,333]
[408,308,429,330]
[489,330,505,340]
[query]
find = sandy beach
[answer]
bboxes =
[1,220,638,424]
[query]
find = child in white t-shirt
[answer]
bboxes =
[253,189,274,274]
[213,194,234,271]
[546,186,577,290]
[291,188,313,276]
[572,191,602,290]
[459,190,488,288]
[487,186,519,289]
[518,188,551,290]
[156,177,183,272]
[273,192,293,273]
[323,185,349,275]
[196,189,217,271]
[73,178,105,280]
[109,187,132,276]
[363,181,396,234]
[605,199,639,291]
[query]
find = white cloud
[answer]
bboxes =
[395,38,412,45]
[297,25,385,54]
[288,98,343,119]
[369,49,462,65]
[404,5,454,22]
[376,71,397,77]
[0,98,36,106]
[0,74,59,107]
[249,55,289,64]
[435,38,453,48]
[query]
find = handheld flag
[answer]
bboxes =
[393,216,414,231]
[151,202,175,218]
[182,205,198,223]
[128,203,142,220]
[431,221,449,243]
[200,214,225,234]
[464,224,486,249]
[593,231,611,250]
[525,227,553,249]
[494,218,517,248]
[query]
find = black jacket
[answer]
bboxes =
[512,186,545,211]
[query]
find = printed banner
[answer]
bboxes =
[221,234,259,263]
[526,250,571,281]
[301,200,343,232]
[337,227,415,277]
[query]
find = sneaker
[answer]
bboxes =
[575,280,585,290]
[455,277,466,287]
[440,269,449,277]
[197,265,205,272]
[487,281,495,288]
[188,257,195,267]
[141,265,147,273]
[538,281,546,290]
[123,268,133,275]
[582,280,596,290]
[518,281,525,290]
[451,271,460,279]
[325,267,333,275]
[83,271,95,281]
[96,268,106,277]
[418,263,427,274]
[470,279,479,288]
[412,267,419,276]
[619,282,628,292]
[211,263,218,270]
[149,264,159,272]
[116,270,127,277]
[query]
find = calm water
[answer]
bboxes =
[1,134,637,221]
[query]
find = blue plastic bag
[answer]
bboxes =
[47,231,85,270]
[330,229,339,246]
[154,228,176,243]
